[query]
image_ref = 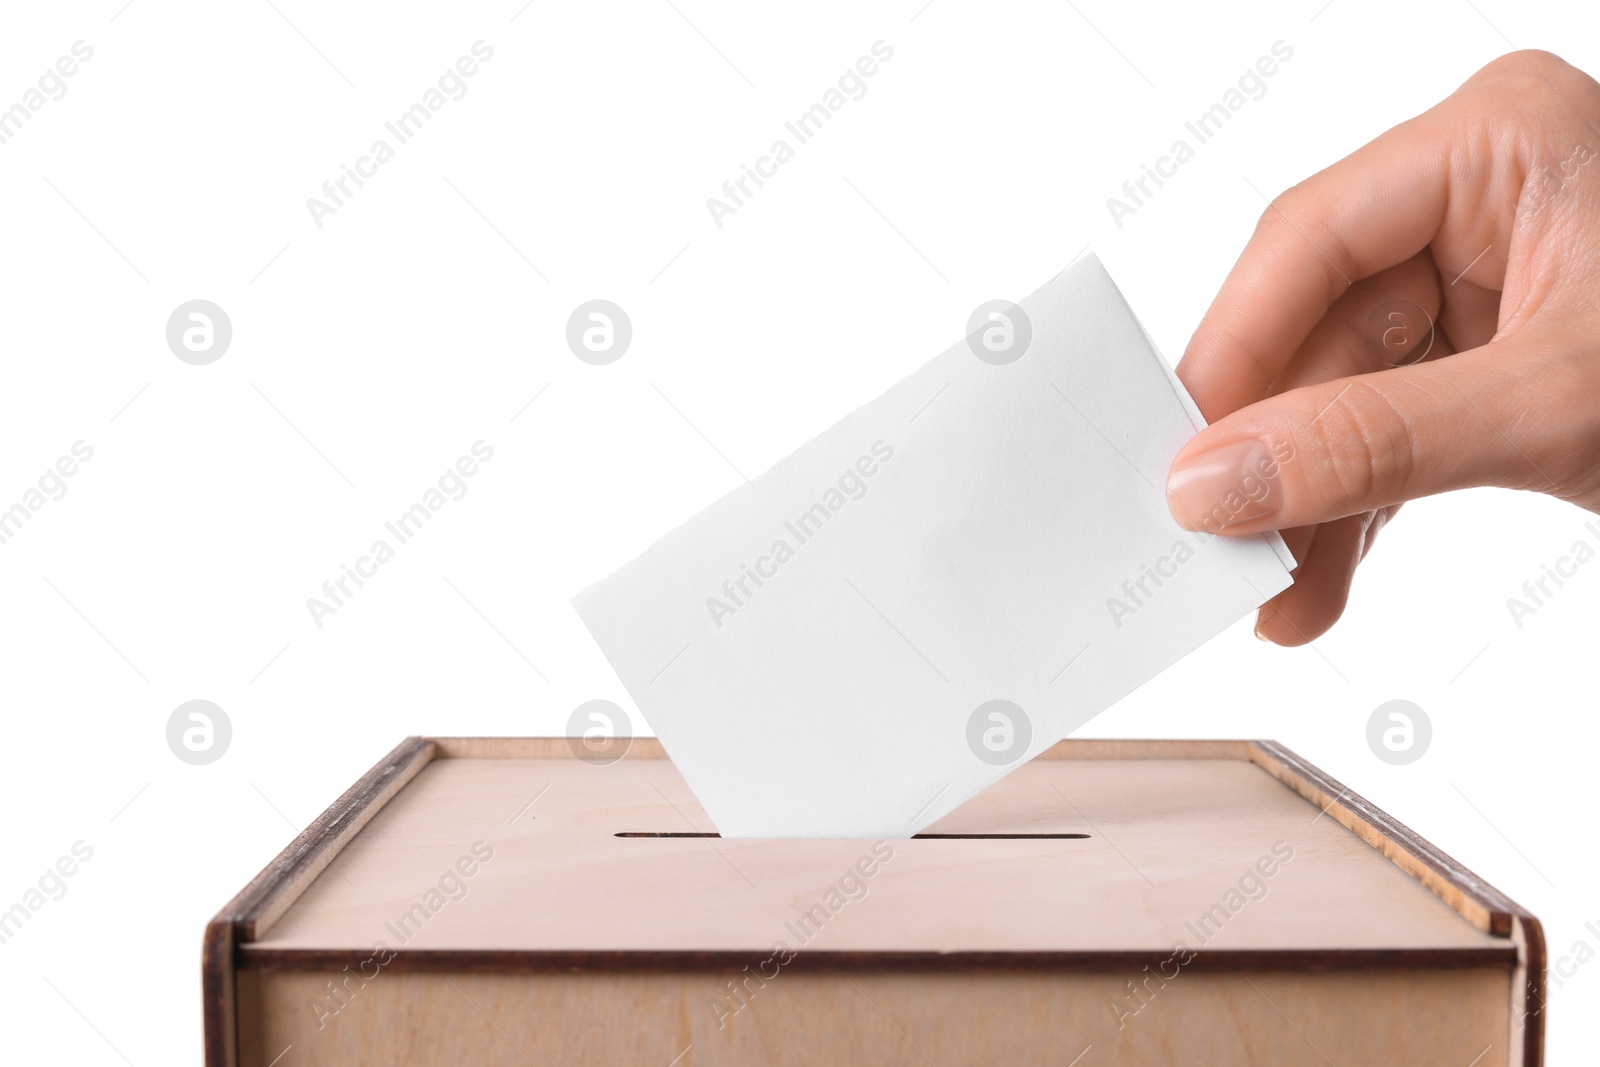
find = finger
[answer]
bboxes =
[1255,511,1378,646]
[1257,505,1398,644]
[1363,504,1401,562]
[1437,261,1504,352]
[1166,329,1577,535]
[1269,253,1450,395]
[1176,112,1460,421]
[1180,48,1600,423]
[1278,523,1317,569]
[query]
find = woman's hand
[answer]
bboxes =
[1165,50,1600,645]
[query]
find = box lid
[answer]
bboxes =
[236,739,1519,962]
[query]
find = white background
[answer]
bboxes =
[0,0,1594,1062]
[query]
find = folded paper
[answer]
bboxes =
[574,254,1294,837]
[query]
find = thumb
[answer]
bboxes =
[1164,336,1573,535]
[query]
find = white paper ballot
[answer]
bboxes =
[574,255,1294,838]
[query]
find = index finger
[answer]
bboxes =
[1177,112,1450,421]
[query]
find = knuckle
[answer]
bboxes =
[1472,50,1600,106]
[1255,186,1355,305]
[1476,50,1560,85]
[1302,380,1415,513]
[1258,183,1307,234]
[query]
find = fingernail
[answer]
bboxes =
[1254,606,1277,641]
[1166,438,1283,533]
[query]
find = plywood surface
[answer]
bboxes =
[238,967,1513,1067]
[249,753,1503,955]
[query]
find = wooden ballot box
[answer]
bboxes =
[203,738,1545,1066]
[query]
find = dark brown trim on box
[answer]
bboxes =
[236,945,1519,976]
[200,920,236,1067]
[228,735,438,940]
[1519,916,1548,1067]
[1248,741,1519,933]
[202,736,439,1067]
[1246,740,1546,1067]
